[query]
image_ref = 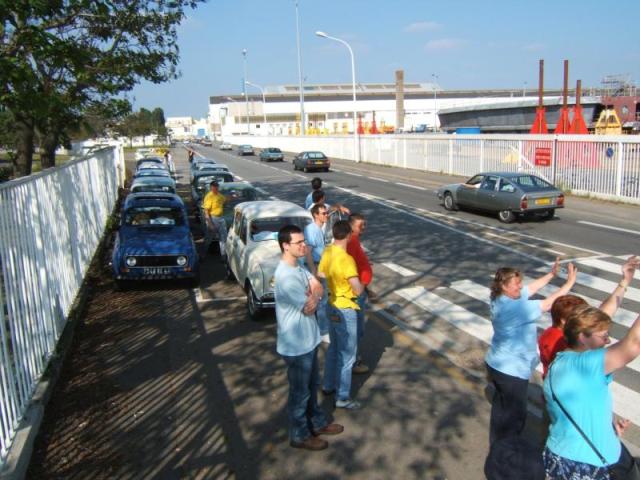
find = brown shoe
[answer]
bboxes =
[290,436,328,451]
[352,361,369,374]
[313,423,344,436]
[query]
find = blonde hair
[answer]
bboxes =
[563,305,611,348]
[490,267,521,301]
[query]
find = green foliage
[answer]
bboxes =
[1,0,206,176]
[114,107,168,139]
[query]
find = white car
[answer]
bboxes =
[225,201,312,319]
[219,143,233,151]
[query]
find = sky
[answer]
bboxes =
[131,0,640,118]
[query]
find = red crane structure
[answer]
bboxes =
[569,79,589,134]
[554,60,571,134]
[530,59,549,134]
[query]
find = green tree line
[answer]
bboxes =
[1,0,204,177]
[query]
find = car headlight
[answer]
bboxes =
[126,257,137,267]
[176,255,187,266]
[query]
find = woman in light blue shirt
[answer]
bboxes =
[485,259,577,444]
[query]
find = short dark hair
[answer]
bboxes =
[332,220,351,240]
[349,212,365,224]
[551,295,588,328]
[210,180,219,188]
[311,189,325,204]
[311,177,322,190]
[278,224,303,252]
[310,203,326,217]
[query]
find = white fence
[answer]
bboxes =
[224,134,640,203]
[0,145,124,463]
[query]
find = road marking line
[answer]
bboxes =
[396,182,427,191]
[578,221,640,236]
[483,231,566,256]
[382,262,416,277]
[397,283,640,425]
[196,295,246,304]
[578,258,640,279]
[370,176,389,183]
[347,172,363,177]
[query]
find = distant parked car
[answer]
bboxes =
[259,147,284,162]
[436,172,565,223]
[191,171,235,205]
[219,143,233,151]
[293,151,330,172]
[130,176,176,194]
[133,169,173,184]
[238,144,254,156]
[201,138,213,147]
[111,193,199,288]
[225,201,312,319]
[135,157,164,170]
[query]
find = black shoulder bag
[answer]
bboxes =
[549,364,640,480]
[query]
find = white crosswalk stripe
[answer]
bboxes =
[393,255,640,427]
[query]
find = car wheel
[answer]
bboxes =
[246,283,263,320]
[443,192,457,211]
[498,209,516,223]
[542,209,555,220]
[293,163,298,171]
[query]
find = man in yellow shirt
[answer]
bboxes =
[202,181,229,257]
[318,220,364,410]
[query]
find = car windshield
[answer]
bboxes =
[131,184,175,194]
[196,174,233,189]
[250,216,310,242]
[510,175,554,191]
[136,171,170,177]
[125,207,184,226]
[219,187,258,205]
[266,148,281,153]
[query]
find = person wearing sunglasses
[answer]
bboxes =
[304,203,330,343]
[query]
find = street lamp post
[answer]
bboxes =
[242,49,250,135]
[523,81,527,97]
[295,1,306,135]
[315,31,359,162]
[431,73,439,133]
[245,81,267,135]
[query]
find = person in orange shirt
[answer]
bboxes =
[346,213,372,374]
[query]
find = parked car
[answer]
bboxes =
[130,176,176,194]
[134,148,155,160]
[259,147,284,162]
[135,157,164,170]
[238,144,254,156]
[225,201,312,319]
[198,181,260,239]
[201,138,213,147]
[293,151,330,172]
[436,172,565,223]
[191,171,235,205]
[133,169,173,183]
[111,192,199,288]
[219,143,233,151]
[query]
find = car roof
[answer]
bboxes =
[218,181,255,191]
[130,176,175,186]
[194,157,216,163]
[473,171,542,178]
[124,192,184,209]
[234,200,312,219]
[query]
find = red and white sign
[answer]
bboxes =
[534,147,552,167]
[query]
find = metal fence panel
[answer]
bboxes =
[0,145,123,463]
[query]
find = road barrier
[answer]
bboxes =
[224,134,640,203]
[0,145,124,465]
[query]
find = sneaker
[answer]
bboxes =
[313,423,344,436]
[290,436,328,451]
[352,360,369,374]
[335,398,361,410]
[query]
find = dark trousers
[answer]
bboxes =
[486,363,529,444]
[282,348,327,442]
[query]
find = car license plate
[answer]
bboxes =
[535,198,551,205]
[315,161,324,165]
[143,267,172,275]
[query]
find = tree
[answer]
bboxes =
[0,0,205,176]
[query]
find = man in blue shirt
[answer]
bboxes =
[304,204,330,342]
[304,177,323,209]
[275,225,344,451]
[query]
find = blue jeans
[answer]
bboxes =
[282,348,327,442]
[317,278,329,336]
[323,306,358,401]
[356,290,367,342]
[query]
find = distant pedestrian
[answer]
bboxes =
[347,213,372,374]
[305,177,323,209]
[485,258,577,444]
[304,203,330,342]
[319,220,364,410]
[188,149,194,163]
[275,225,344,451]
[166,151,175,175]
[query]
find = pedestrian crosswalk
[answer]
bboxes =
[383,255,640,427]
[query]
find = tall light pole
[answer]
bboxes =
[295,1,306,135]
[242,49,250,135]
[245,81,267,135]
[523,81,527,97]
[431,73,439,132]
[315,31,359,162]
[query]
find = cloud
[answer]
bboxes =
[424,38,465,51]
[522,43,546,52]
[404,21,441,33]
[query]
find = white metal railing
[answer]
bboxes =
[0,145,124,463]
[224,133,640,204]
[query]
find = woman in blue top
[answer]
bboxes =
[485,259,577,443]
[544,276,640,479]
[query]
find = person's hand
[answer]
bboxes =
[566,263,578,284]
[614,418,631,437]
[303,289,319,315]
[551,257,560,276]
[622,256,639,284]
[340,206,351,215]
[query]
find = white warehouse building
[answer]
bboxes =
[207,78,568,137]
